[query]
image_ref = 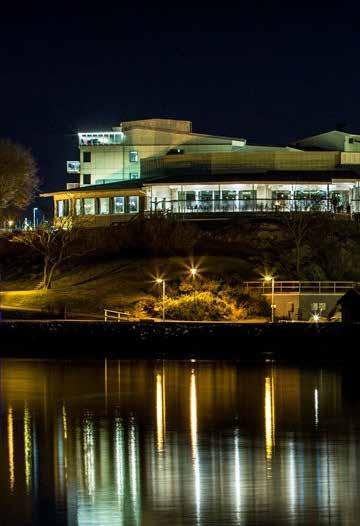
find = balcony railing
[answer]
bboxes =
[244,281,358,294]
[150,199,352,214]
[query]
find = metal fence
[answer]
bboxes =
[150,199,352,215]
[243,281,358,294]
[104,309,132,322]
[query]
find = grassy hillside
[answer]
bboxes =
[0,256,251,318]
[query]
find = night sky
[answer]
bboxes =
[0,6,359,209]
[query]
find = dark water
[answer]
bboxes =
[0,358,359,525]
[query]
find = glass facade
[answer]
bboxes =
[149,184,357,215]
[79,132,123,145]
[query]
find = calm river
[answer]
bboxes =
[0,358,359,525]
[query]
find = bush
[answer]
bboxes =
[136,290,246,321]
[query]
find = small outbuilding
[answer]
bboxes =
[337,288,360,322]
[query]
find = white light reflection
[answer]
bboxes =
[8,406,15,493]
[129,419,141,525]
[156,371,166,452]
[190,369,200,524]
[234,429,242,522]
[265,375,275,465]
[288,441,297,516]
[115,418,125,500]
[83,415,95,497]
[314,388,319,427]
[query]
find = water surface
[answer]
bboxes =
[0,358,358,525]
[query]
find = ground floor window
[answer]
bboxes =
[75,199,82,215]
[56,200,70,217]
[113,196,125,214]
[129,196,139,213]
[57,200,64,217]
[99,197,110,215]
[84,198,95,215]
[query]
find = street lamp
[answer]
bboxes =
[189,267,199,315]
[264,275,275,323]
[190,267,197,278]
[156,278,166,322]
[33,207,39,229]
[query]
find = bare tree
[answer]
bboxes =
[11,218,90,289]
[282,212,319,278]
[0,139,38,215]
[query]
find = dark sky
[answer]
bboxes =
[0,5,359,201]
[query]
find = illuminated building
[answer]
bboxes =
[42,119,360,225]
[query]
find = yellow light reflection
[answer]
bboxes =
[8,406,15,493]
[62,404,68,441]
[190,369,200,522]
[156,372,166,452]
[24,405,32,492]
[265,375,275,462]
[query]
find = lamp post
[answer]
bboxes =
[156,278,166,322]
[190,267,198,315]
[33,207,38,229]
[264,275,275,323]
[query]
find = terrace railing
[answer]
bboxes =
[150,199,352,214]
[243,281,358,294]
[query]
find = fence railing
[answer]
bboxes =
[244,281,358,294]
[104,309,132,322]
[150,198,353,214]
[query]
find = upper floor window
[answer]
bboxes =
[129,151,138,163]
[83,151,91,163]
[130,172,139,180]
[83,174,91,185]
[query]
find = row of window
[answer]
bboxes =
[82,173,139,185]
[56,196,139,217]
[82,151,139,163]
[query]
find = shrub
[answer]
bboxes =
[136,290,246,321]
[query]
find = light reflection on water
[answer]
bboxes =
[0,359,359,525]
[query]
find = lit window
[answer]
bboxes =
[129,196,139,213]
[83,198,95,215]
[57,200,64,217]
[113,196,125,214]
[99,197,110,215]
[129,151,138,163]
[75,199,82,215]
[130,173,139,180]
[83,151,91,163]
[83,174,91,185]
